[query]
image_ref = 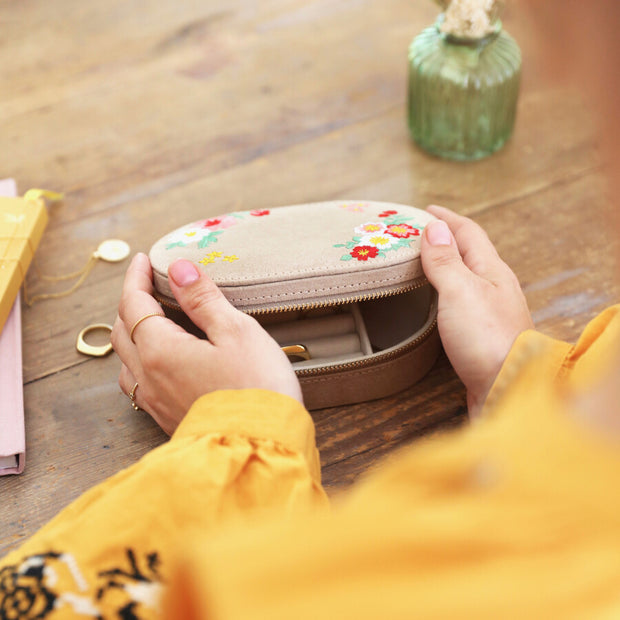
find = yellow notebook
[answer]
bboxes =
[0,190,56,334]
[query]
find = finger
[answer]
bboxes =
[421,219,473,297]
[119,364,145,411]
[426,205,506,282]
[111,315,142,378]
[118,253,171,344]
[167,259,245,345]
[119,363,137,396]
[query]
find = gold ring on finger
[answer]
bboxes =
[129,312,165,343]
[128,382,141,411]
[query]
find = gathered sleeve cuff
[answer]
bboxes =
[482,329,572,417]
[483,305,620,417]
[172,389,322,483]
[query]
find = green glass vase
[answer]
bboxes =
[408,18,521,161]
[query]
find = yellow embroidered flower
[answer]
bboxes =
[363,234,394,248]
[222,255,239,263]
[199,256,216,265]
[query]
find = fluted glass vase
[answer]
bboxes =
[408,17,521,161]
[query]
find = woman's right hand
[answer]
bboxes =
[111,254,303,435]
[420,205,534,417]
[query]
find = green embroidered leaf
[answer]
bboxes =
[197,231,224,248]
[352,236,362,242]
[165,241,186,250]
[341,254,353,261]
[333,244,346,248]
[378,251,387,258]
[346,241,358,249]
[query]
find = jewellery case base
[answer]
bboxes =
[149,200,441,409]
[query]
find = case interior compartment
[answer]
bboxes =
[256,283,434,368]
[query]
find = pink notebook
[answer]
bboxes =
[0,178,25,474]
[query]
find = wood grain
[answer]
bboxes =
[0,0,615,557]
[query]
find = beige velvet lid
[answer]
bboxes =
[149,200,435,313]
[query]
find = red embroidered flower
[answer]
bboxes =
[202,218,222,228]
[385,223,420,238]
[350,245,379,261]
[250,209,270,216]
[378,210,398,217]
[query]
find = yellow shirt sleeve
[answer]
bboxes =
[0,390,328,619]
[163,306,620,620]
[3,308,620,619]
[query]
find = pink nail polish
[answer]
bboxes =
[169,260,200,287]
[426,220,452,246]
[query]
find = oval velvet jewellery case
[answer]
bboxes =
[149,201,440,409]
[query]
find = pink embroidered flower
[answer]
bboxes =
[378,210,398,218]
[250,209,270,217]
[354,222,386,236]
[339,202,368,213]
[350,245,379,261]
[385,223,420,239]
[196,215,238,231]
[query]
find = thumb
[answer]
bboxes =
[168,259,239,343]
[421,219,470,296]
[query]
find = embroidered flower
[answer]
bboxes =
[350,245,379,261]
[250,209,270,216]
[0,553,60,619]
[335,217,425,261]
[165,227,223,250]
[198,215,238,231]
[200,252,239,265]
[338,202,368,213]
[354,222,386,236]
[96,549,162,620]
[385,223,421,238]
[164,228,202,247]
[359,233,396,249]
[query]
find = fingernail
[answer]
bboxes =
[426,220,452,246]
[169,259,200,287]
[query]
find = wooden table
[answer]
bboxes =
[1,1,616,558]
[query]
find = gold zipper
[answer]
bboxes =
[295,315,437,377]
[154,275,429,316]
